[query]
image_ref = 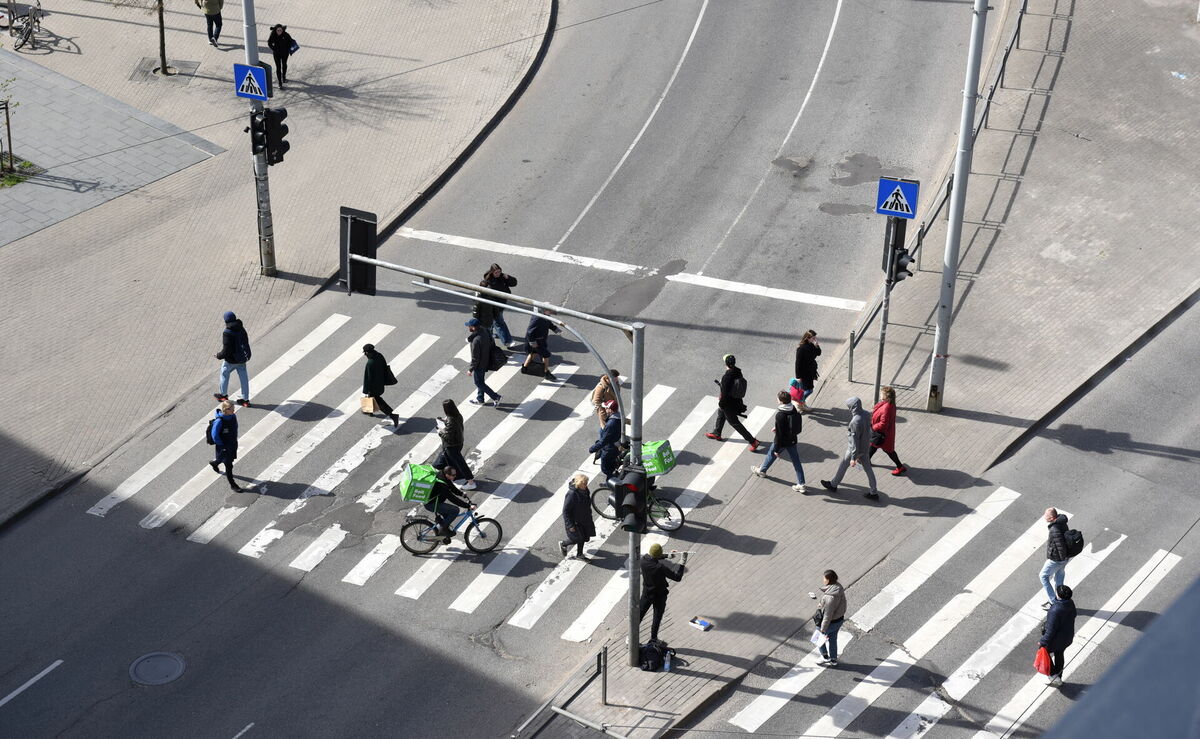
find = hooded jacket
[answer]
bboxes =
[467,329,494,372]
[819,582,847,632]
[362,349,395,396]
[1046,514,1070,562]
[562,481,596,541]
[717,366,747,413]
[871,400,897,453]
[640,554,684,598]
[772,403,802,447]
[218,318,251,364]
[1040,596,1077,651]
[844,397,871,457]
[438,410,464,449]
[589,413,621,456]
[210,409,238,459]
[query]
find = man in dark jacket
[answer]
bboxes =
[208,400,242,491]
[423,466,473,537]
[705,354,760,451]
[1040,584,1077,686]
[559,474,596,559]
[523,313,562,381]
[484,263,518,347]
[821,396,879,499]
[589,403,622,477]
[362,344,400,427]
[751,391,807,492]
[465,318,502,406]
[640,543,685,643]
[215,310,252,407]
[1040,507,1072,609]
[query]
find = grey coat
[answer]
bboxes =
[844,397,871,458]
[819,582,847,632]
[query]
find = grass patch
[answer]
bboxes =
[0,160,38,188]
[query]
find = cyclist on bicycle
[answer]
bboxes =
[424,466,473,536]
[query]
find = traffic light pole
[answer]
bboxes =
[241,0,276,276]
[874,216,905,404]
[627,322,645,668]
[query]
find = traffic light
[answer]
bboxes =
[618,465,648,533]
[248,110,267,156]
[263,107,290,165]
[890,247,914,284]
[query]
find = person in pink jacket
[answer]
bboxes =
[869,386,908,475]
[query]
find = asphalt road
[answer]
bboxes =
[0,0,991,736]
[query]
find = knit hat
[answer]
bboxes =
[648,543,664,558]
[465,318,481,327]
[724,354,736,366]
[223,311,236,322]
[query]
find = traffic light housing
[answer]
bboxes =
[263,107,290,165]
[891,247,914,284]
[248,110,267,156]
[618,465,648,534]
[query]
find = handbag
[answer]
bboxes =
[288,39,299,55]
[870,429,886,447]
[812,606,824,627]
[360,396,379,414]
[1034,646,1052,676]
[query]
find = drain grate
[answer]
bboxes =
[129,652,186,686]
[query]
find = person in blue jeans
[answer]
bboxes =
[816,569,847,666]
[483,263,518,347]
[464,318,501,406]
[214,310,252,407]
[751,391,807,492]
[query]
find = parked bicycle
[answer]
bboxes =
[6,0,43,51]
[400,503,503,555]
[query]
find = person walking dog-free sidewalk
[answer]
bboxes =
[558,474,596,559]
[705,354,760,451]
[465,318,502,406]
[821,397,880,499]
[214,311,252,407]
[793,330,821,411]
[751,390,807,492]
[815,569,847,666]
[267,24,295,88]
[869,385,908,475]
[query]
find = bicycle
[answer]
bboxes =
[9,0,42,51]
[400,503,503,555]
[590,479,685,532]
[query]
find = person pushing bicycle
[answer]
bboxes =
[424,466,474,537]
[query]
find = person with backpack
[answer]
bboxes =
[751,390,807,492]
[820,396,880,499]
[793,330,821,411]
[589,401,622,477]
[434,399,475,490]
[465,318,502,407]
[362,344,400,427]
[558,474,595,559]
[705,354,760,451]
[639,542,685,644]
[1039,584,1077,686]
[522,313,561,381]
[214,310,252,407]
[483,263,519,348]
[208,399,242,491]
[1040,507,1078,609]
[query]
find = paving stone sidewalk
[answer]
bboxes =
[0,0,552,523]
[540,0,1200,734]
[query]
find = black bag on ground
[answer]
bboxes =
[205,418,216,445]
[639,640,675,672]
[1063,528,1085,557]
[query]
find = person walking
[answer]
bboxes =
[435,399,475,490]
[592,369,620,426]
[208,400,242,491]
[558,474,595,559]
[483,263,519,348]
[751,391,807,492]
[820,397,880,499]
[423,467,473,537]
[522,313,561,381]
[705,354,760,451]
[1039,584,1077,686]
[793,330,821,412]
[639,543,685,643]
[214,310,252,407]
[471,281,498,335]
[266,24,295,88]
[589,401,622,477]
[869,385,908,475]
[815,569,848,666]
[465,318,502,406]
[1040,507,1072,610]
[195,0,223,46]
[362,344,400,427]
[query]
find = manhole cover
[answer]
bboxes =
[129,652,185,686]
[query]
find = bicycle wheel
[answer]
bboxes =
[649,497,685,532]
[14,21,32,50]
[591,485,618,520]
[464,517,503,553]
[400,518,440,555]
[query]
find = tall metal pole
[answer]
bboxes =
[927,0,988,412]
[875,218,899,404]
[241,0,276,276]
[627,322,645,667]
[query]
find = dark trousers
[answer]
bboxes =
[472,368,500,402]
[370,394,394,417]
[712,407,754,443]
[639,593,668,642]
[273,53,288,83]
[1049,648,1066,677]
[435,444,472,481]
[212,456,236,487]
[205,13,222,42]
[869,445,903,467]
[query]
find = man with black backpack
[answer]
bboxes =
[465,318,502,407]
[1040,507,1082,610]
[705,354,760,451]
[214,310,252,407]
[751,390,807,492]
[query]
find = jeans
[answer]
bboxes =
[800,378,815,403]
[759,442,805,483]
[1040,559,1067,602]
[830,450,878,494]
[492,311,512,345]
[820,617,844,660]
[220,361,249,400]
[712,407,755,444]
[472,368,500,402]
[424,501,460,531]
[639,593,667,642]
[205,13,222,42]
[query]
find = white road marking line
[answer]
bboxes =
[394,366,580,599]
[560,399,715,642]
[342,535,403,586]
[551,0,711,252]
[730,486,1022,733]
[698,0,845,276]
[238,523,284,558]
[974,549,1180,739]
[0,659,63,709]
[87,314,350,518]
[139,325,393,529]
[448,386,675,614]
[187,506,246,545]
[231,723,254,739]
[803,514,1069,739]
[398,228,864,311]
[509,405,772,631]
[729,635,856,732]
[289,524,350,572]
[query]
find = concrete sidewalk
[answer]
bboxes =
[0,0,552,522]
[543,0,1200,734]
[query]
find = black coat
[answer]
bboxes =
[525,315,559,350]
[1047,514,1070,562]
[1041,597,1077,651]
[484,273,517,304]
[467,330,493,372]
[562,482,596,542]
[218,319,252,364]
[717,366,747,413]
[794,342,821,382]
[362,350,395,396]
[472,300,497,329]
[772,404,802,447]
[640,554,683,598]
[438,412,464,448]
[267,29,294,57]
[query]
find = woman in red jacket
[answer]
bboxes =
[870,386,908,475]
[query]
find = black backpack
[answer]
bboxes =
[1063,529,1085,557]
[730,375,747,399]
[204,418,216,445]
[638,640,675,672]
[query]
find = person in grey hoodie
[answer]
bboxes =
[816,569,848,666]
[821,396,879,499]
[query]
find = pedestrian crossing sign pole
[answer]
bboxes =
[875,177,919,219]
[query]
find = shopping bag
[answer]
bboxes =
[1034,646,1052,676]
[289,40,300,55]
[395,463,438,503]
[360,396,379,414]
[641,439,676,476]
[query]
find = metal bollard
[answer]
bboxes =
[848,330,856,382]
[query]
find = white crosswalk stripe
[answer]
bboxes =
[290,524,350,572]
[342,535,403,586]
[186,505,246,545]
[728,633,857,732]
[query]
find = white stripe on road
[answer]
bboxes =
[342,535,403,586]
[187,506,246,544]
[140,324,393,529]
[398,228,864,312]
[289,524,349,572]
[238,522,284,558]
[510,405,772,631]
[803,514,1067,739]
[87,314,350,517]
[974,549,1179,739]
[0,659,63,709]
[394,366,581,599]
[729,636,855,732]
[729,486,1022,733]
[448,386,675,614]
[560,399,717,641]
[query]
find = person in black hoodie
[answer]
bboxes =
[793,330,821,412]
[1040,507,1072,609]
[362,344,400,427]
[483,263,518,348]
[750,391,806,492]
[705,354,760,451]
[640,543,685,643]
[465,318,502,406]
[266,24,294,88]
[558,474,595,559]
[215,310,252,407]
[1040,584,1077,686]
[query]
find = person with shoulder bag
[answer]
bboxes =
[208,400,243,491]
[362,344,400,427]
[465,318,502,407]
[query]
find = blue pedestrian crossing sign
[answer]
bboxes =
[876,177,920,219]
[234,63,268,101]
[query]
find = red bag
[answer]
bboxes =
[1034,646,1052,676]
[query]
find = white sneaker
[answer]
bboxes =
[792,483,808,493]
[750,466,765,478]
[460,480,477,491]
[1046,675,1062,686]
